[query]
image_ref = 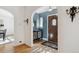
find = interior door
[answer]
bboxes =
[48,15,58,45]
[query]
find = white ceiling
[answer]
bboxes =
[35,6,57,13]
[0,9,14,17]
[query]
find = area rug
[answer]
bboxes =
[32,45,57,53]
[42,41,58,50]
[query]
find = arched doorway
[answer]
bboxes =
[0,8,15,44]
[31,6,58,52]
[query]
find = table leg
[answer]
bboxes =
[3,33,5,41]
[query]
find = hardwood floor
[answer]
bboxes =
[14,44,32,53]
[0,39,57,53]
[0,43,32,53]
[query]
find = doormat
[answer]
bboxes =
[42,41,58,50]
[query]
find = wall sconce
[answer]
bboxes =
[24,18,29,24]
[66,6,79,22]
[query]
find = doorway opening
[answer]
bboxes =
[0,8,15,44]
[31,6,58,53]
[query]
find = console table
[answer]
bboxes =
[33,30,42,40]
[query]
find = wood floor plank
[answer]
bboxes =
[14,44,32,53]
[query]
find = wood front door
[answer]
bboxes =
[48,15,58,44]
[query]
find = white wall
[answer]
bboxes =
[58,6,79,52]
[24,6,41,46]
[0,6,25,46]
[3,16,14,35]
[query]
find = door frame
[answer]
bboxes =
[47,14,58,42]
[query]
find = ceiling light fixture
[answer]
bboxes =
[48,6,52,11]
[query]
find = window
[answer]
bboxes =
[40,17,43,28]
[37,18,39,29]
